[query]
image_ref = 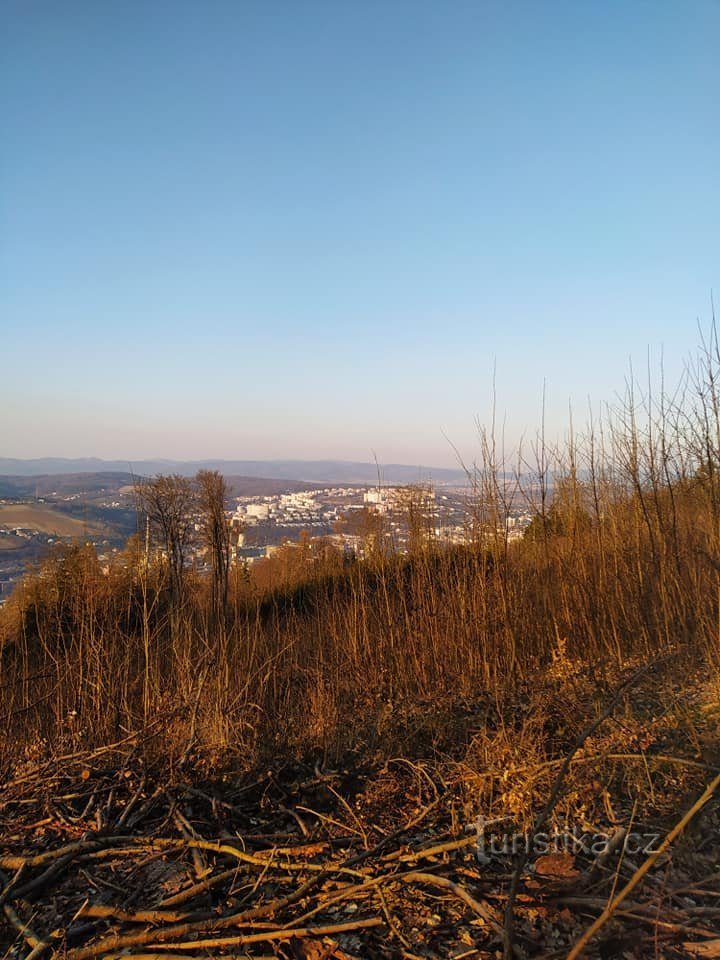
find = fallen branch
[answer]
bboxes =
[143,917,385,951]
[401,871,503,936]
[65,873,330,959]
[2,900,51,960]
[502,661,654,959]
[565,768,720,959]
[0,838,112,871]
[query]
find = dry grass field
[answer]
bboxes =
[0,532,23,551]
[0,503,105,537]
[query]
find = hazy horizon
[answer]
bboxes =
[0,451,477,474]
[3,1,718,464]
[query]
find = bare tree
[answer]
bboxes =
[196,469,230,623]
[135,474,195,609]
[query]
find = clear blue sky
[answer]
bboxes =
[2,1,718,467]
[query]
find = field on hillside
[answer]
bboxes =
[0,532,23,550]
[0,502,106,536]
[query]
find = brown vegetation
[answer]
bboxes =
[2,336,720,956]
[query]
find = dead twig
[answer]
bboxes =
[503,661,655,959]
[2,899,51,960]
[401,870,503,936]
[566,768,720,959]
[142,916,385,951]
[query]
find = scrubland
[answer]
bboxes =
[2,336,720,958]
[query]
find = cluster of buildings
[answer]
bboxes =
[0,484,539,600]
[227,485,534,560]
[232,487,361,529]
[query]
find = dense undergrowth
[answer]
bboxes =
[2,336,720,789]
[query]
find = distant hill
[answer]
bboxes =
[224,476,321,496]
[0,472,136,499]
[0,459,469,485]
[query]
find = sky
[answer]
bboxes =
[2,1,719,468]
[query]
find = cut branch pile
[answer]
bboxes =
[1,746,719,960]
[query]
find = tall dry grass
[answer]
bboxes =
[2,332,720,776]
